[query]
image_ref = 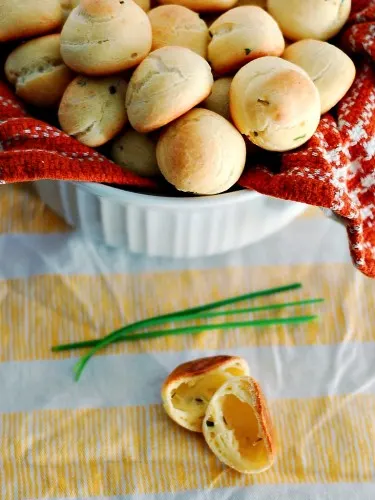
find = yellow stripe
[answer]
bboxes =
[0,185,68,234]
[1,394,374,499]
[0,262,373,363]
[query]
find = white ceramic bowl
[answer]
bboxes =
[34,180,306,258]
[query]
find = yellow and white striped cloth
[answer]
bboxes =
[1,184,374,500]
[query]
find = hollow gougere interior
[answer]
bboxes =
[220,393,268,467]
[171,366,244,412]
[202,376,274,473]
[171,365,247,426]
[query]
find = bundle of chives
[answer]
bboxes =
[51,282,323,381]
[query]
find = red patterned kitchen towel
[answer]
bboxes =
[240,0,375,278]
[0,0,374,277]
[0,82,156,189]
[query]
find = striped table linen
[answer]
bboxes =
[0,183,374,500]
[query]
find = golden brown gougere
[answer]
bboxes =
[283,39,356,114]
[156,108,247,195]
[230,56,321,152]
[58,75,128,147]
[267,0,352,41]
[126,46,213,133]
[148,5,210,58]
[60,0,152,75]
[0,0,63,42]
[203,77,233,120]
[111,130,160,178]
[208,6,285,75]
[5,34,74,107]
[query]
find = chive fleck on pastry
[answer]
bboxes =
[157,0,238,13]
[161,356,250,432]
[267,0,352,42]
[0,0,63,42]
[208,6,285,75]
[60,0,152,75]
[148,5,210,58]
[58,76,128,147]
[202,77,233,120]
[203,376,275,474]
[111,130,160,177]
[230,56,321,152]
[283,40,356,115]
[156,108,246,195]
[5,34,74,107]
[126,46,213,133]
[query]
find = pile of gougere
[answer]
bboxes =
[1,0,355,195]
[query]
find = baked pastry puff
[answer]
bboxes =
[267,0,351,42]
[0,0,63,42]
[156,108,246,195]
[203,376,275,474]
[61,0,152,75]
[161,356,250,432]
[126,46,213,133]
[58,75,128,147]
[5,34,74,107]
[148,5,210,58]
[202,77,233,120]
[283,40,356,114]
[208,6,285,75]
[111,129,160,177]
[230,56,321,152]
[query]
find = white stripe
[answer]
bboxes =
[0,218,350,281]
[1,342,375,414]
[23,482,375,500]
